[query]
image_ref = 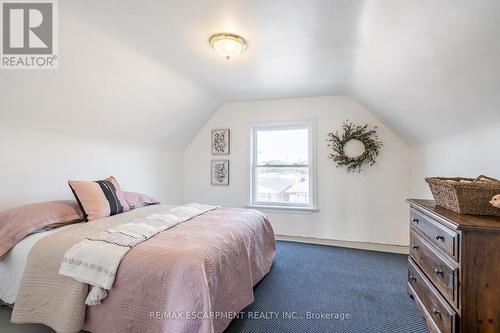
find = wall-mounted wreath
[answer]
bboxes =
[327,120,383,173]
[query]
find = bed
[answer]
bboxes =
[0,225,77,304]
[2,204,276,333]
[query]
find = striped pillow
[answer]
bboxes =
[68,176,130,221]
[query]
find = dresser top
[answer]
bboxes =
[408,199,500,230]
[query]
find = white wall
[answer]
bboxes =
[0,127,183,212]
[0,2,205,212]
[411,121,500,198]
[184,96,412,246]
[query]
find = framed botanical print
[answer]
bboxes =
[211,159,229,186]
[211,129,230,155]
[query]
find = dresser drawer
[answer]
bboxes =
[410,208,459,260]
[410,230,459,307]
[408,258,457,333]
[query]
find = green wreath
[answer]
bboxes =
[327,120,383,173]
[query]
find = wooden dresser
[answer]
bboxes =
[407,199,500,333]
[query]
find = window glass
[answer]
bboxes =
[251,123,314,208]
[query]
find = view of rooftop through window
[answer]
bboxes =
[253,126,312,207]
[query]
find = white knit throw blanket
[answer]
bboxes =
[59,203,218,305]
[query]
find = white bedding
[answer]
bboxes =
[0,224,80,304]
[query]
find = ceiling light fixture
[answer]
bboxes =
[209,33,247,60]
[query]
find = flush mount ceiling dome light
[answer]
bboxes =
[209,33,247,60]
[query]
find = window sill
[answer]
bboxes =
[247,205,319,214]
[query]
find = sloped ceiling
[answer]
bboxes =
[350,0,500,144]
[1,0,499,146]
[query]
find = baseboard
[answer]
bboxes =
[275,234,409,254]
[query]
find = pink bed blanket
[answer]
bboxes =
[11,205,276,333]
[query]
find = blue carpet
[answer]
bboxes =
[225,241,428,333]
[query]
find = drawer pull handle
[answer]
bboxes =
[434,268,444,276]
[411,244,419,249]
[412,218,419,224]
[435,234,445,241]
[409,275,417,282]
[432,309,441,317]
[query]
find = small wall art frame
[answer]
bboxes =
[211,159,229,186]
[211,129,230,155]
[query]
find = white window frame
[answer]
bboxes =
[250,120,317,211]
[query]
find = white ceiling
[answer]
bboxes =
[68,0,363,100]
[350,0,500,143]
[1,0,499,145]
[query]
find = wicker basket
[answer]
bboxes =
[425,175,500,216]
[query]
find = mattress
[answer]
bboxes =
[0,224,80,304]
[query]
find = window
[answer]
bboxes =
[251,121,316,209]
